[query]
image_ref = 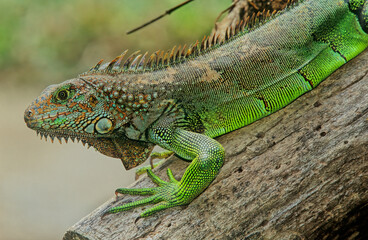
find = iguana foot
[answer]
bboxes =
[104,168,186,218]
[103,129,224,218]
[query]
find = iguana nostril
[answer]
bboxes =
[24,109,34,122]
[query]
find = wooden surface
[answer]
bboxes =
[64,49,368,240]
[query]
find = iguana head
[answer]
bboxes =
[24,76,154,169]
[24,46,195,169]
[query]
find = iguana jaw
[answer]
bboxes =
[24,107,116,141]
[25,109,120,147]
[25,108,153,169]
[33,128,100,145]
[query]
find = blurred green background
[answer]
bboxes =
[0,0,228,239]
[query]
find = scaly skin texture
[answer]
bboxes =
[24,0,368,217]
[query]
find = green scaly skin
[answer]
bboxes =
[24,0,368,217]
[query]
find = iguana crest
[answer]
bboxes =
[80,0,300,76]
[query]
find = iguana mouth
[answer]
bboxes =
[35,129,95,146]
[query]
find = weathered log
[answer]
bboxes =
[64,1,368,239]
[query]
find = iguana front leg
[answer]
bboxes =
[104,127,225,217]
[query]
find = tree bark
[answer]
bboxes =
[64,1,368,239]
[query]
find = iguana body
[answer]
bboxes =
[24,0,368,217]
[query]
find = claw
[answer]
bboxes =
[101,210,110,220]
[134,215,142,224]
[150,157,155,169]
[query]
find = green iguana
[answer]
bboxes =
[24,0,368,217]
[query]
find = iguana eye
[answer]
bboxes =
[57,90,69,101]
[52,85,75,104]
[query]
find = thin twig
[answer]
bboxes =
[126,0,195,35]
[215,0,238,23]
